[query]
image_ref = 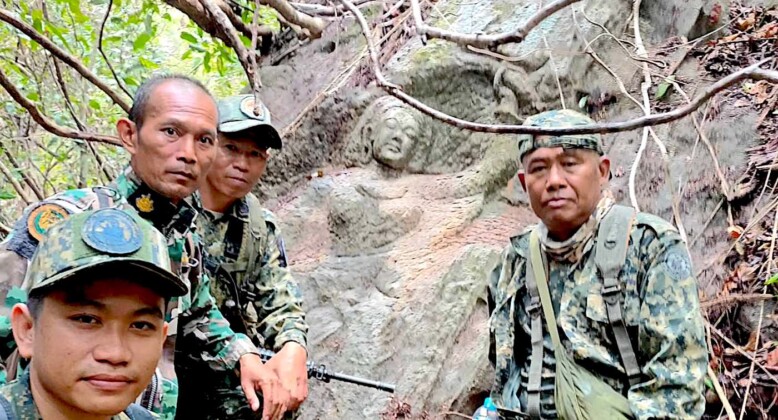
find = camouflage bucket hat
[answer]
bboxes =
[218,94,282,150]
[517,109,604,162]
[24,208,187,298]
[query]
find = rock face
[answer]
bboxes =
[250,0,760,417]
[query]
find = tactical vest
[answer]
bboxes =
[525,204,642,418]
[204,194,268,346]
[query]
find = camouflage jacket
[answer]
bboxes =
[0,166,257,415]
[196,193,308,352]
[0,369,154,419]
[487,212,707,419]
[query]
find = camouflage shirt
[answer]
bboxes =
[0,166,257,416]
[196,193,307,352]
[0,369,154,419]
[487,212,707,419]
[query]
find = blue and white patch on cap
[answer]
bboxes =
[82,209,143,255]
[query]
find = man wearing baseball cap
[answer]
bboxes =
[176,95,308,419]
[0,208,187,420]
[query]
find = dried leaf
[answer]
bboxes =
[768,348,778,367]
[733,99,751,108]
[728,225,744,239]
[737,13,757,31]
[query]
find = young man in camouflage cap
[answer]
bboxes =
[0,208,187,420]
[0,75,277,420]
[175,95,308,419]
[487,109,707,419]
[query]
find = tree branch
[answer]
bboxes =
[98,0,133,99]
[163,0,272,43]
[199,0,262,98]
[290,0,376,17]
[410,0,581,49]
[0,67,121,146]
[0,142,43,200]
[0,8,131,113]
[261,0,327,38]
[0,157,32,205]
[346,3,778,137]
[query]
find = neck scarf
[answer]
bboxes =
[536,193,615,263]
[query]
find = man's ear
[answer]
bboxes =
[117,118,138,155]
[598,156,611,183]
[11,304,35,359]
[518,171,527,192]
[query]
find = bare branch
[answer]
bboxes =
[358,6,778,135]
[49,57,86,131]
[0,67,121,146]
[290,0,377,17]
[199,0,262,98]
[0,157,32,205]
[250,0,263,107]
[0,142,43,200]
[261,0,327,38]
[98,0,133,99]
[410,0,581,49]
[163,0,273,43]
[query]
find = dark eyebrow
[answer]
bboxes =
[63,297,106,309]
[134,306,164,320]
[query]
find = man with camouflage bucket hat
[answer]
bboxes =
[0,208,187,420]
[487,109,707,419]
[175,95,308,419]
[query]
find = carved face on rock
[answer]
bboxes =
[372,100,420,169]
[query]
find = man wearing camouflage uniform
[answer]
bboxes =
[488,109,707,419]
[176,95,308,419]
[0,208,187,420]
[0,76,286,420]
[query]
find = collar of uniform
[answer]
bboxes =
[112,166,197,238]
[3,369,39,418]
[197,196,250,223]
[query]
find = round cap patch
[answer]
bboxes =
[82,209,143,255]
[240,96,265,119]
[27,204,69,241]
[664,249,691,280]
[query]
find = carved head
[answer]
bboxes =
[371,97,420,169]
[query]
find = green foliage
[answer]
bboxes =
[0,0,248,225]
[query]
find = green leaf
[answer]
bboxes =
[123,76,139,87]
[189,44,207,53]
[139,56,158,69]
[27,91,39,101]
[767,272,778,285]
[181,49,193,60]
[655,75,675,100]
[31,9,44,33]
[67,0,82,17]
[578,96,588,110]
[180,32,198,44]
[704,377,714,390]
[89,99,101,110]
[0,191,15,200]
[133,32,152,52]
[162,13,171,21]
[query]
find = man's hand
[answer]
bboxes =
[265,342,309,411]
[239,352,290,420]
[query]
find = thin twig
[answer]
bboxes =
[410,0,581,49]
[98,0,133,99]
[738,210,777,419]
[708,322,778,385]
[701,292,774,311]
[0,8,131,113]
[708,365,737,420]
[542,34,566,108]
[691,198,724,247]
[250,0,263,110]
[0,67,121,145]
[0,142,43,200]
[0,158,32,205]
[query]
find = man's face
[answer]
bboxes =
[521,147,610,240]
[13,278,167,417]
[119,81,218,203]
[373,106,418,169]
[205,134,269,201]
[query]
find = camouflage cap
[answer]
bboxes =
[24,208,187,298]
[218,95,282,150]
[517,109,603,162]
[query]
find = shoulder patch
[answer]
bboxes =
[27,203,69,241]
[664,248,691,280]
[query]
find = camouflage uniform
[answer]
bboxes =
[176,95,308,419]
[487,110,707,419]
[0,207,189,420]
[0,167,258,419]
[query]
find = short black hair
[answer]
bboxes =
[128,74,215,128]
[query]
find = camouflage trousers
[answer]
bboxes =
[176,364,298,420]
